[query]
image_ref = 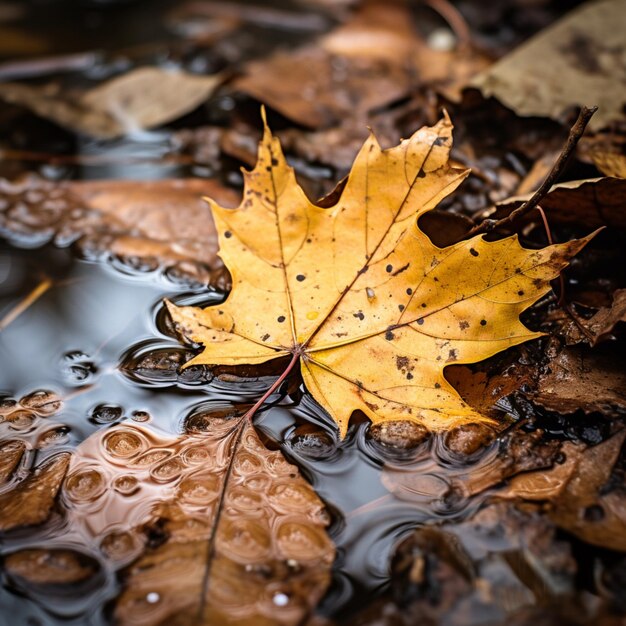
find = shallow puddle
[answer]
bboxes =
[0,242,506,624]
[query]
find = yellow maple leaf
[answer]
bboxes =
[167,112,591,437]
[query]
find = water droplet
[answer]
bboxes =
[20,389,61,415]
[113,475,139,496]
[38,426,71,448]
[227,486,262,511]
[100,530,141,562]
[0,397,18,416]
[185,405,241,434]
[179,474,221,505]
[103,429,145,459]
[90,404,124,425]
[273,592,289,607]
[150,456,185,483]
[66,468,106,502]
[276,521,331,561]
[232,451,263,476]
[61,351,97,385]
[288,425,336,460]
[7,410,36,431]
[218,519,271,560]
[131,410,150,423]
[181,445,211,464]
[268,481,318,513]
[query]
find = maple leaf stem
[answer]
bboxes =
[243,351,301,420]
[467,105,597,237]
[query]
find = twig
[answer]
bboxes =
[0,278,52,332]
[466,105,597,238]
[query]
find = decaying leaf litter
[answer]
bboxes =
[0,0,626,625]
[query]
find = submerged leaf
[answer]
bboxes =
[169,113,591,436]
[64,413,334,625]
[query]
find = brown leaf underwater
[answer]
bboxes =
[0,391,335,626]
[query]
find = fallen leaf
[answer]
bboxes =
[491,177,626,231]
[584,289,626,345]
[445,349,536,419]
[5,549,99,586]
[234,0,489,130]
[471,0,626,131]
[0,176,238,283]
[349,502,581,626]
[382,426,562,504]
[63,413,334,625]
[0,66,222,139]
[497,441,586,501]
[533,347,626,416]
[0,389,68,531]
[590,151,626,178]
[0,440,25,483]
[0,453,70,531]
[563,289,626,346]
[549,430,626,551]
[168,113,591,436]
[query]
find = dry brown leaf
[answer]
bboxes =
[234,0,488,129]
[546,291,626,347]
[63,414,334,625]
[471,0,626,131]
[591,151,626,178]
[492,177,626,231]
[5,549,99,586]
[549,431,626,551]
[0,67,222,138]
[350,503,580,626]
[584,289,626,345]
[497,441,586,501]
[168,113,591,436]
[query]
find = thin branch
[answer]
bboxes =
[466,105,597,238]
[0,278,52,332]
